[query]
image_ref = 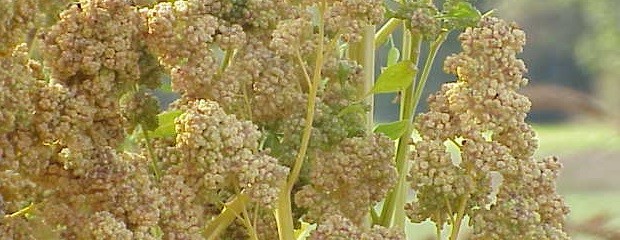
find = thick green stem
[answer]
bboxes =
[142,127,161,181]
[204,194,250,240]
[275,2,326,239]
[375,19,403,48]
[351,25,377,131]
[378,31,447,228]
[449,194,470,240]
[362,25,376,131]
[379,27,422,228]
[411,33,448,113]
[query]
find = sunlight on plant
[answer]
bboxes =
[0,0,571,239]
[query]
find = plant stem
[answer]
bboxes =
[350,25,376,131]
[379,27,422,228]
[411,33,448,113]
[449,194,470,240]
[3,202,35,219]
[204,194,250,240]
[362,25,376,131]
[241,201,259,240]
[375,19,403,48]
[219,48,234,75]
[142,127,161,181]
[378,31,448,228]
[275,1,326,239]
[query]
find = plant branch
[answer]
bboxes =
[204,194,250,240]
[275,1,326,239]
[449,194,470,240]
[378,27,422,228]
[142,126,161,181]
[375,19,403,48]
[411,33,448,113]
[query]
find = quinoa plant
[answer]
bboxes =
[0,0,569,239]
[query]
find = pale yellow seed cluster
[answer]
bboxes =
[86,211,134,240]
[408,4,440,41]
[309,213,405,239]
[295,133,396,225]
[325,0,384,42]
[0,0,37,56]
[407,17,569,238]
[41,0,142,82]
[174,99,288,207]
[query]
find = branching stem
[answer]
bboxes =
[275,1,326,239]
[142,127,161,181]
[449,194,470,240]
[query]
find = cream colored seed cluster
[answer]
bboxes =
[309,213,404,240]
[42,0,142,82]
[0,0,37,56]
[175,99,288,207]
[408,4,440,41]
[86,211,134,240]
[240,40,306,122]
[471,156,569,239]
[271,16,312,57]
[143,1,221,98]
[0,45,36,134]
[295,134,397,225]
[408,17,569,238]
[157,174,207,238]
[325,0,384,42]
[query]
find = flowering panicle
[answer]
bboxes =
[0,1,569,239]
[325,0,384,42]
[295,134,397,225]
[309,214,404,240]
[227,39,307,122]
[174,99,288,207]
[0,0,37,56]
[41,0,143,83]
[407,16,569,238]
[407,3,441,41]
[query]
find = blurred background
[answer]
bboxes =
[373,0,620,239]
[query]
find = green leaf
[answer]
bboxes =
[387,37,400,67]
[149,110,183,138]
[294,221,317,240]
[373,120,408,140]
[442,2,481,28]
[159,80,172,92]
[383,0,403,18]
[371,60,417,94]
[444,138,463,165]
[337,103,366,117]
